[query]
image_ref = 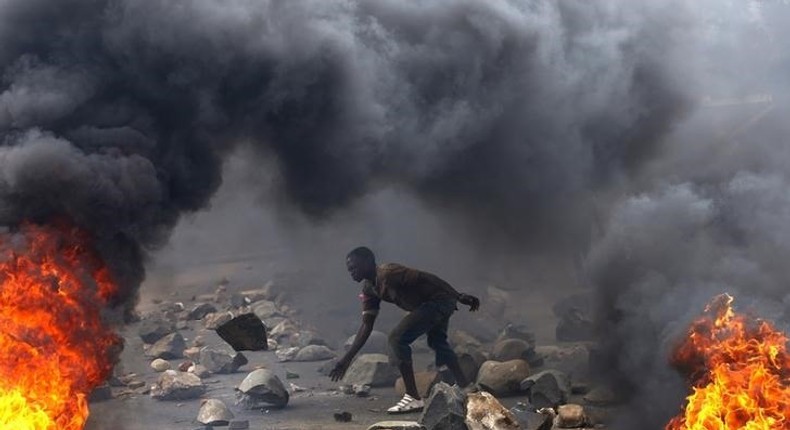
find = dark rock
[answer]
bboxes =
[457,351,487,383]
[236,369,289,408]
[197,399,234,426]
[89,385,113,402]
[146,333,186,360]
[216,313,268,351]
[341,354,399,387]
[138,317,175,344]
[520,370,571,408]
[189,303,218,321]
[334,411,353,422]
[229,420,250,429]
[199,347,248,374]
[419,382,468,430]
[509,402,552,430]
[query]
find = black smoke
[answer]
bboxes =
[0,0,693,316]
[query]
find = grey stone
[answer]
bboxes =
[275,346,300,362]
[289,330,328,348]
[419,382,468,430]
[189,303,218,321]
[199,347,248,374]
[197,399,234,425]
[229,420,250,429]
[251,300,281,320]
[491,339,532,362]
[236,369,289,408]
[341,354,399,387]
[138,318,175,344]
[509,403,552,430]
[476,360,531,396]
[151,370,207,400]
[293,345,336,362]
[146,333,186,359]
[368,421,425,430]
[520,370,571,408]
[89,385,112,402]
[495,324,536,349]
[457,350,487,384]
[344,331,389,355]
[216,313,268,351]
[150,358,171,372]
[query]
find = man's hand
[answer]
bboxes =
[458,293,480,311]
[329,358,351,382]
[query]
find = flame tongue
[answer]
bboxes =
[666,293,790,430]
[0,222,121,430]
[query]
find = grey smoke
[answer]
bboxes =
[0,0,691,318]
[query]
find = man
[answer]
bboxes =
[329,246,481,414]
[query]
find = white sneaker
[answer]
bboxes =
[387,394,425,414]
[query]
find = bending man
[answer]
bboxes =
[329,246,480,413]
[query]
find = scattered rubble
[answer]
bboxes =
[520,370,571,408]
[341,354,400,387]
[395,371,440,398]
[216,313,268,351]
[197,399,234,426]
[150,370,207,401]
[145,332,186,359]
[236,369,289,408]
[419,382,467,430]
[465,391,520,430]
[150,358,171,372]
[476,360,530,396]
[199,347,248,374]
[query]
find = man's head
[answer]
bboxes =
[346,246,376,282]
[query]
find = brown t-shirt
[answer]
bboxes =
[359,263,460,314]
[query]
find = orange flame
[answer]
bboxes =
[666,293,790,430]
[0,222,121,430]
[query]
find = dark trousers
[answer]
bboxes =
[388,300,457,367]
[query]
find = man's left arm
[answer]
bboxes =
[422,271,480,311]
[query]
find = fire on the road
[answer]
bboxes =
[667,293,790,430]
[0,222,120,430]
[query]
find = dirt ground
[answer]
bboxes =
[84,258,581,430]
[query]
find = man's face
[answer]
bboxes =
[346,255,370,282]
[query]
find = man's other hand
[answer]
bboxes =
[329,358,351,382]
[459,294,480,311]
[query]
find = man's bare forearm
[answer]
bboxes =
[342,314,376,363]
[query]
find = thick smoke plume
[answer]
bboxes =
[0,0,691,314]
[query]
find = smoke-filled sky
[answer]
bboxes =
[1,0,790,428]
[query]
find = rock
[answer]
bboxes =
[419,382,468,430]
[367,421,425,430]
[555,404,586,428]
[341,354,399,387]
[476,360,530,396]
[457,351,487,384]
[491,339,532,362]
[534,345,590,377]
[216,313,268,351]
[146,333,186,360]
[354,384,371,397]
[334,412,353,422]
[449,330,482,349]
[583,385,618,406]
[344,331,389,355]
[199,347,248,374]
[317,358,339,376]
[189,303,218,321]
[184,347,202,362]
[495,324,536,349]
[89,385,113,402]
[520,370,571,409]
[237,369,289,408]
[293,345,336,362]
[189,364,212,378]
[229,420,250,429]
[509,403,552,430]
[555,308,595,342]
[197,399,234,426]
[178,361,194,372]
[150,358,171,372]
[151,370,207,400]
[251,300,281,320]
[269,320,299,342]
[275,347,300,362]
[465,391,520,430]
[395,371,440,398]
[193,335,207,348]
[204,312,234,330]
[289,330,328,348]
[285,370,300,379]
[138,318,175,344]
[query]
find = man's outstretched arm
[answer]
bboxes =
[329,312,377,381]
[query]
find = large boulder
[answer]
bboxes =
[199,347,248,374]
[491,339,531,362]
[341,354,399,387]
[344,331,389,355]
[216,313,268,351]
[236,369,289,408]
[150,370,206,400]
[197,399,234,426]
[419,383,468,430]
[465,391,520,430]
[293,345,336,362]
[395,371,441,398]
[145,332,186,360]
[476,360,530,396]
[520,370,571,408]
[138,317,175,344]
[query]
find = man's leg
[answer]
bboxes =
[388,304,440,403]
[427,314,470,388]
